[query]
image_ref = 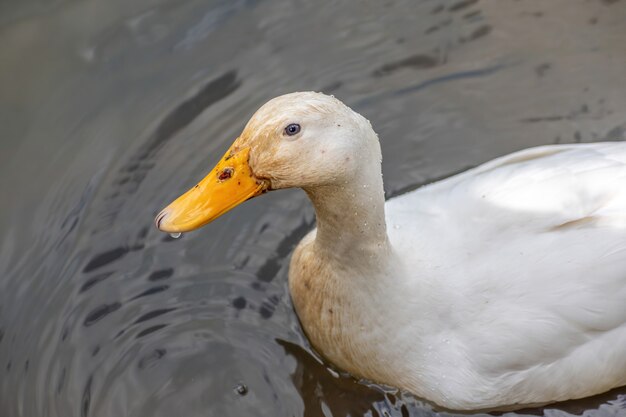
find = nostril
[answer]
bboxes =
[218,167,234,181]
[155,211,167,229]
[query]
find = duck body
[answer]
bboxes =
[157,92,626,410]
[289,142,626,410]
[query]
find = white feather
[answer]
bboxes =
[379,143,626,408]
[210,92,626,410]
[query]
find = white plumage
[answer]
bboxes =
[377,143,626,408]
[158,92,626,410]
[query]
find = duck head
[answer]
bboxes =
[155,91,376,233]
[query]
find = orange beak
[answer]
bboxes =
[155,143,268,233]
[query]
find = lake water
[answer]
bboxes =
[1,0,625,416]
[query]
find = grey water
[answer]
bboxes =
[1,0,626,416]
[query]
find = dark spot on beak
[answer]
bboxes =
[218,167,234,181]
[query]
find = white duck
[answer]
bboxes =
[155,92,626,411]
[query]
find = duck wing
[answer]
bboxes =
[387,143,626,394]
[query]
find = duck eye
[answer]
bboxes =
[284,123,301,136]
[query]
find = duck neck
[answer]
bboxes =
[304,161,389,263]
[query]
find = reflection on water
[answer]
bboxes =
[1,0,625,416]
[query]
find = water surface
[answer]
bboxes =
[1,0,626,416]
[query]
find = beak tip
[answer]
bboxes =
[155,210,168,231]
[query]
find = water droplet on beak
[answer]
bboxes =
[169,232,182,239]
